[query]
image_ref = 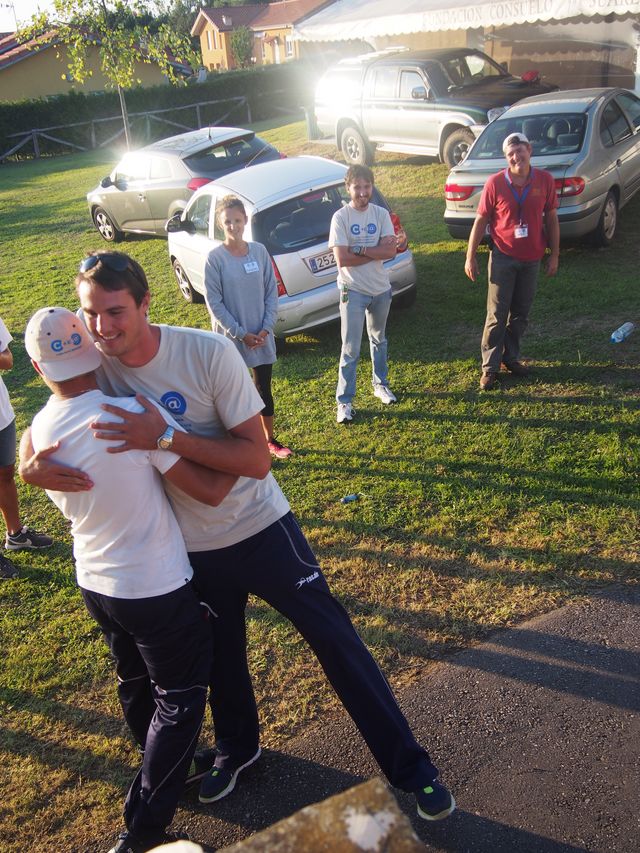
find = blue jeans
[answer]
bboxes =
[336,287,392,404]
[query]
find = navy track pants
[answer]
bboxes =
[188,511,438,793]
[81,582,212,844]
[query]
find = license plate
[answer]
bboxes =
[307,250,336,274]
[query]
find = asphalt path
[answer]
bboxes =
[175,584,639,852]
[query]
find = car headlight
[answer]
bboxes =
[487,106,508,123]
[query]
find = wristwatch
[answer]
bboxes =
[157,425,175,450]
[353,245,363,255]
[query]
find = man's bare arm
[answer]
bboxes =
[92,395,271,480]
[0,347,13,371]
[333,236,397,268]
[19,428,94,492]
[164,460,238,507]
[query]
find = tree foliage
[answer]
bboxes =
[230,25,254,69]
[19,0,200,92]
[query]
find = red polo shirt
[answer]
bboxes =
[478,168,558,262]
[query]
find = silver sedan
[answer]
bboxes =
[444,88,640,246]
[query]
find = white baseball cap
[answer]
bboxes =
[25,307,101,381]
[502,132,530,153]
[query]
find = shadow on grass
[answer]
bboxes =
[293,449,639,510]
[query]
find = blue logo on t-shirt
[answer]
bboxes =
[350,224,361,236]
[160,391,186,416]
[367,223,377,235]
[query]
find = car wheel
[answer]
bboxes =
[392,286,416,309]
[340,126,374,166]
[92,206,123,242]
[442,129,475,167]
[173,259,204,304]
[591,190,618,247]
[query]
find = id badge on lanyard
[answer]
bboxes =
[505,169,533,239]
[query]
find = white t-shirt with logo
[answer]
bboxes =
[328,203,395,297]
[0,317,15,431]
[31,390,192,599]
[97,325,290,552]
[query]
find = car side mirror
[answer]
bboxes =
[100,176,113,188]
[165,214,195,234]
[411,86,428,101]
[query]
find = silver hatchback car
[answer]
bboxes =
[87,127,281,241]
[166,156,417,342]
[444,88,640,246]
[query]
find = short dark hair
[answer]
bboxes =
[216,195,247,220]
[345,164,375,187]
[75,251,149,306]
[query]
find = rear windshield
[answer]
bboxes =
[184,135,272,174]
[470,113,587,159]
[252,186,388,255]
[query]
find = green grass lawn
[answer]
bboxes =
[0,120,639,851]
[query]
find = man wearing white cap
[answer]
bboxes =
[464,131,559,391]
[24,306,237,853]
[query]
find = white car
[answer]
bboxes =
[166,156,417,342]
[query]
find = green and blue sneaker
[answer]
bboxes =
[415,778,456,820]
[198,747,261,803]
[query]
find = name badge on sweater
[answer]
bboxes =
[244,261,259,273]
[514,224,528,239]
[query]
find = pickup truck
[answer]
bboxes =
[314,47,558,167]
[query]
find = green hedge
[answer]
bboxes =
[0,62,317,160]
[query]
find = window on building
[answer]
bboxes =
[206,30,212,51]
[212,29,218,49]
[285,35,293,57]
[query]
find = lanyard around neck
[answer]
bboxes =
[505,168,533,223]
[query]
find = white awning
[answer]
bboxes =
[294,0,640,41]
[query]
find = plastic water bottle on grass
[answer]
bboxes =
[610,322,635,343]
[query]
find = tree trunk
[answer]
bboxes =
[118,85,132,150]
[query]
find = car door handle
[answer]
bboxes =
[616,159,622,167]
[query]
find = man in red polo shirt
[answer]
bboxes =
[465,131,560,390]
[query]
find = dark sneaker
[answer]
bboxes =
[479,371,498,391]
[185,747,218,785]
[109,829,189,853]
[415,779,456,821]
[199,747,261,803]
[5,525,54,551]
[267,438,293,459]
[0,552,19,579]
[502,360,531,377]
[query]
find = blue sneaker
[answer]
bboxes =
[199,747,261,803]
[415,779,456,820]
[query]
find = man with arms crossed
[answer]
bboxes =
[465,131,559,391]
[330,165,398,424]
[24,303,236,853]
[22,251,455,823]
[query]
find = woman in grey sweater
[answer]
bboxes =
[204,195,292,458]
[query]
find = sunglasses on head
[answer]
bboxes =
[79,253,147,292]
[79,253,130,274]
